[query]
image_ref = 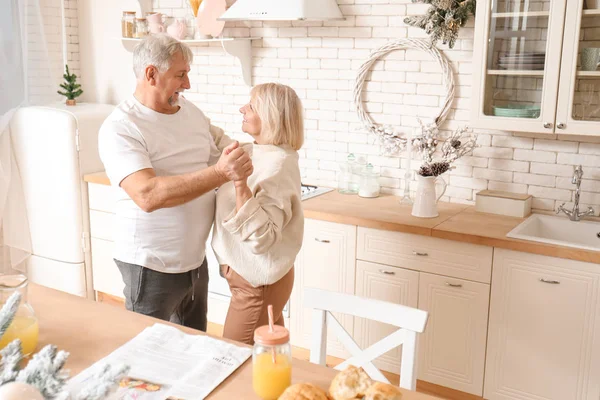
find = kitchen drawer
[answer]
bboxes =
[88,183,117,213]
[90,210,114,241]
[357,227,493,283]
[91,238,124,298]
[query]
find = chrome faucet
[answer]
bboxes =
[557,165,595,221]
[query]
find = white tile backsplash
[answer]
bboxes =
[57,0,600,215]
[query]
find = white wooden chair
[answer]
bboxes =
[303,287,428,391]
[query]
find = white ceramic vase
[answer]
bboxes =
[411,175,447,218]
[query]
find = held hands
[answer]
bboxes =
[215,141,253,182]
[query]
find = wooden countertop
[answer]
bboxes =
[84,171,111,185]
[30,284,439,400]
[84,171,600,264]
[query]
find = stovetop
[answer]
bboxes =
[301,184,333,201]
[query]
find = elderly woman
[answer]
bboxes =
[211,83,304,344]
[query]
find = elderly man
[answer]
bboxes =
[98,34,250,331]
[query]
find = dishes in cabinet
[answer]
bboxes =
[498,52,545,70]
[492,104,541,118]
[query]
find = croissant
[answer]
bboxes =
[364,382,403,400]
[329,365,373,400]
[278,383,330,400]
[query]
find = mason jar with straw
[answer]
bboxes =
[252,305,292,400]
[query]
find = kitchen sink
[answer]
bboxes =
[506,213,600,252]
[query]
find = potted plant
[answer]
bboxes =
[57,64,83,106]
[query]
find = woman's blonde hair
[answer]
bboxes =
[250,83,304,151]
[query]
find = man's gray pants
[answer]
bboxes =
[114,258,209,332]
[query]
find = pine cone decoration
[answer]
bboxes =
[430,161,450,176]
[437,0,454,11]
[418,165,432,177]
[418,162,450,177]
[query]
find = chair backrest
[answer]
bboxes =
[303,287,428,391]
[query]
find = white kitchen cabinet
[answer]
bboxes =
[356,227,492,395]
[289,219,357,359]
[485,249,600,400]
[88,183,122,298]
[91,237,124,298]
[353,260,419,374]
[471,0,600,135]
[417,272,490,396]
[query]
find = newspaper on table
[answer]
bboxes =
[68,323,252,400]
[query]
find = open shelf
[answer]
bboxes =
[491,11,550,18]
[120,37,260,86]
[121,37,257,44]
[582,9,600,15]
[487,69,544,76]
[577,71,600,78]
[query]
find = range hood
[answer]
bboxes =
[218,0,345,21]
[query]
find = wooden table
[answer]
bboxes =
[30,284,439,399]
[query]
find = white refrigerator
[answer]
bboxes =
[9,103,114,298]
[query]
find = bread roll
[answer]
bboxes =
[329,365,373,400]
[364,382,403,400]
[278,383,330,400]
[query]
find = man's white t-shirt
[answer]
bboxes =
[98,96,221,274]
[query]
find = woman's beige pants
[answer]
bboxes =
[220,265,295,345]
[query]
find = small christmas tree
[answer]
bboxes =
[57,64,83,106]
[404,0,476,49]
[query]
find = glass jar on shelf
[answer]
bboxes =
[121,11,136,38]
[338,153,360,194]
[358,163,380,198]
[0,275,39,356]
[252,306,292,400]
[134,18,149,38]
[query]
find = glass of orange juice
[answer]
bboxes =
[0,275,39,356]
[252,310,292,400]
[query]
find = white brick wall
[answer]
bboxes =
[64,0,80,77]
[65,0,600,215]
[27,0,79,104]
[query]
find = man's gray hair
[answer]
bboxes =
[132,34,194,78]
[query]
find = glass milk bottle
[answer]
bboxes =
[252,306,292,400]
[338,153,359,194]
[0,274,39,356]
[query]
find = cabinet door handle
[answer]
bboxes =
[412,251,429,256]
[540,278,560,284]
[379,269,396,275]
[314,238,330,243]
[557,123,566,129]
[445,282,463,288]
[543,122,553,129]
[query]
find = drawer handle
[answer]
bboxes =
[540,278,560,285]
[314,238,330,243]
[445,282,463,288]
[379,269,396,275]
[412,251,429,256]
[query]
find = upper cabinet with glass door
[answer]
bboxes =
[471,0,600,135]
[555,0,600,135]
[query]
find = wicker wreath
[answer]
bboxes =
[353,38,455,155]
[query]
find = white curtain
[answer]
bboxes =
[0,0,65,274]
